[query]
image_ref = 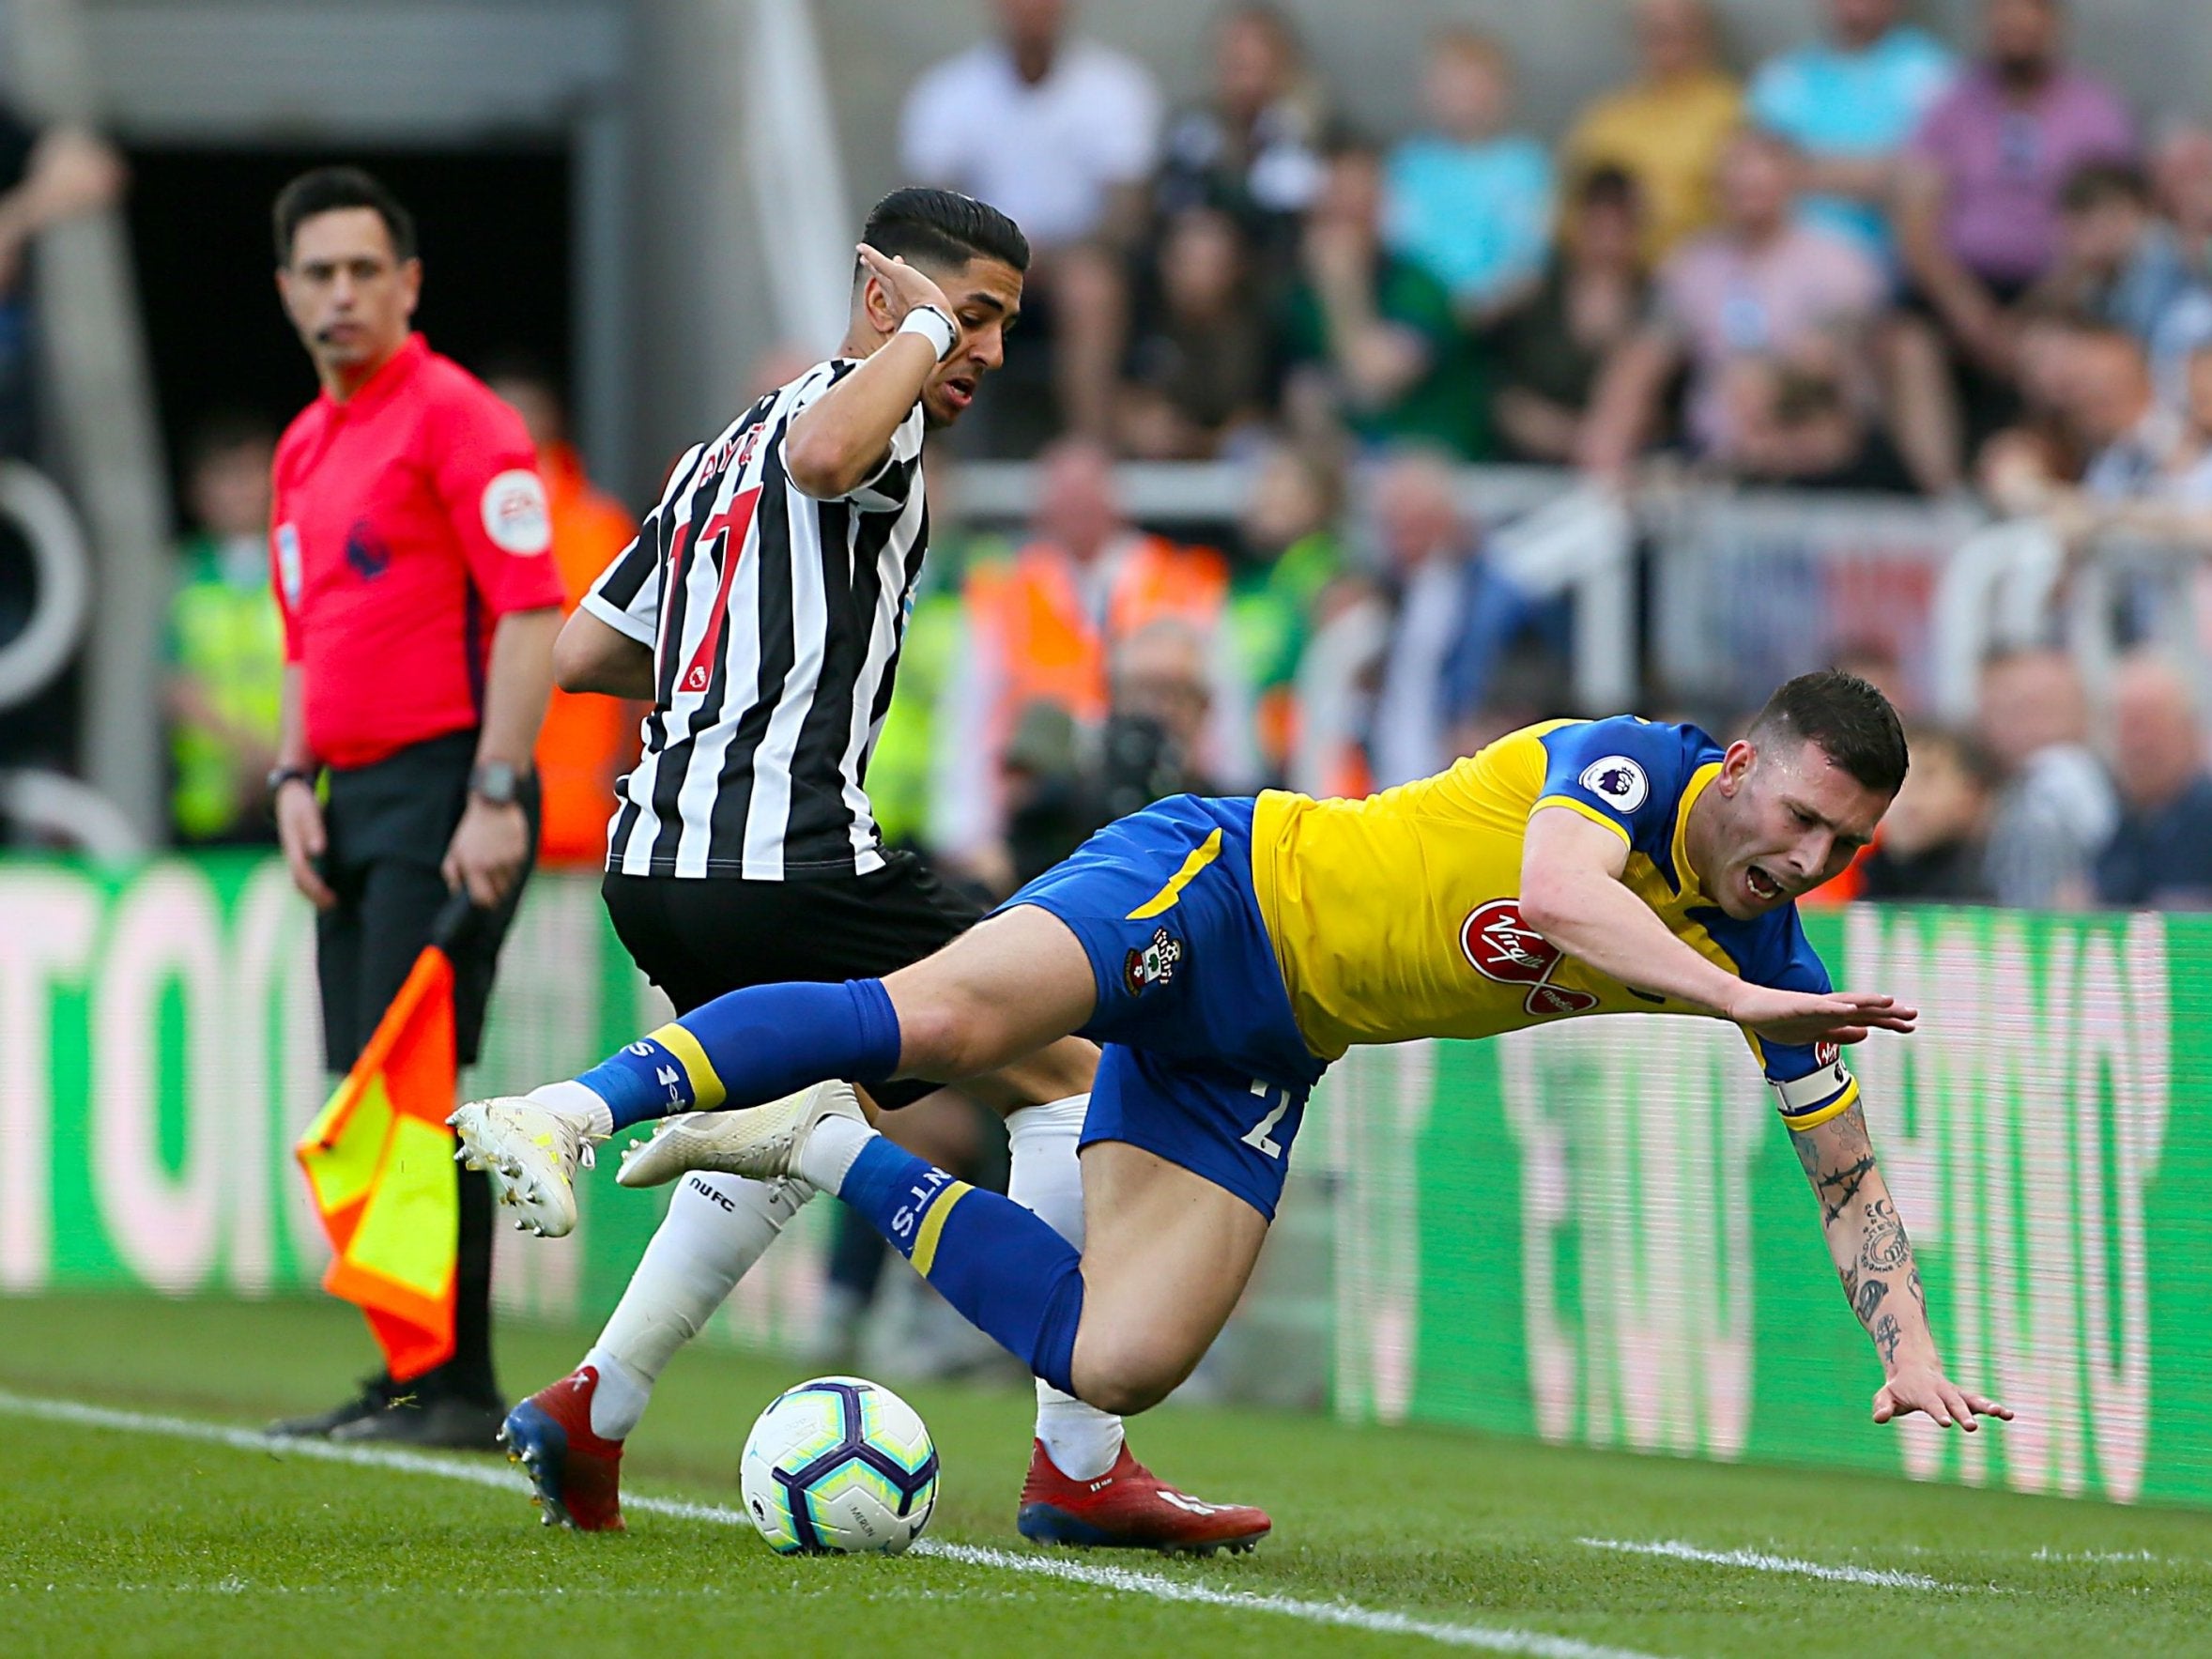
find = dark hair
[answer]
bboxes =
[1575,164,1643,214]
[1748,669,1909,795]
[859,188,1029,278]
[1901,722,2000,791]
[2061,161,2153,214]
[272,166,418,266]
[183,407,275,474]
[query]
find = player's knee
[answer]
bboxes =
[1070,1331,1197,1418]
[893,989,1001,1081]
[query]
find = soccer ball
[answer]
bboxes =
[740,1375,939,1555]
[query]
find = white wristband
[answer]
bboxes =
[898,305,958,362]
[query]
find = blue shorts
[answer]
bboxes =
[998,794,1325,1220]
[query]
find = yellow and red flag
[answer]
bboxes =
[295,940,460,1382]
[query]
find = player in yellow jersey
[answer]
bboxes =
[458,670,2009,1452]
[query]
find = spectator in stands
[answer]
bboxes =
[2095,649,2212,908]
[2017,334,2212,554]
[1152,4,1328,276]
[482,360,637,868]
[1383,29,1553,327]
[2151,121,2212,274]
[2071,325,2171,501]
[1579,127,1952,492]
[164,413,282,845]
[1561,0,1742,263]
[1857,724,1999,902]
[1976,305,2095,506]
[900,0,1160,447]
[1363,450,1559,788]
[1488,168,1650,466]
[1280,139,1489,459]
[1228,441,1344,782]
[929,438,1252,890]
[1897,0,2135,396]
[1116,205,1269,459]
[0,110,123,455]
[1744,0,1957,276]
[1976,645,2116,907]
[2035,163,2212,403]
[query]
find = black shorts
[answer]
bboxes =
[315,730,537,1071]
[601,852,985,1109]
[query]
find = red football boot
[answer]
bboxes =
[1016,1437,1270,1555]
[498,1367,626,1531]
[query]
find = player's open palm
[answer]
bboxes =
[1726,984,1917,1047]
[856,243,951,327]
[1874,1365,2013,1431]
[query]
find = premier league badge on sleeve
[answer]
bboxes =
[1578,755,1649,812]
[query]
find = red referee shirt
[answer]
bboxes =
[271,332,565,771]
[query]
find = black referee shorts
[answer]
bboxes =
[601,852,985,1111]
[316,730,538,1072]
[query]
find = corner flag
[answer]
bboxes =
[295,896,476,1381]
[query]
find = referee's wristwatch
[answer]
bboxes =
[469,760,526,807]
[267,764,317,797]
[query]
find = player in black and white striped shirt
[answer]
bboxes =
[582,350,925,879]
[498,189,1268,1551]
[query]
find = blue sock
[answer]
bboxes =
[838,1137,1084,1395]
[576,977,901,1131]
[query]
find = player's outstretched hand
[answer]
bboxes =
[856,243,952,328]
[1873,1365,2014,1431]
[1725,985,1917,1047]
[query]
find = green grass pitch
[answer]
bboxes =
[3,1294,2209,1658]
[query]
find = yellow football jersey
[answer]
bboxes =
[1247,717,1857,1129]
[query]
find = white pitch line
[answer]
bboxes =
[0,1390,1666,1659]
[1577,1537,1951,1590]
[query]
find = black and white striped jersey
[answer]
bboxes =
[580,358,928,879]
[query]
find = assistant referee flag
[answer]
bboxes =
[295,908,469,1381]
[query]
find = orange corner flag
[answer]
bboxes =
[296,944,460,1382]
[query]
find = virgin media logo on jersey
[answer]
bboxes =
[1461,900,1599,1015]
[1462,900,1559,984]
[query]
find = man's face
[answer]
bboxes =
[995,0,1065,55]
[2068,337,2153,449]
[1976,650,2085,771]
[1881,741,1985,857]
[276,207,419,379]
[1718,134,1796,233]
[1034,438,1118,555]
[1701,737,1891,918]
[2061,196,2143,275]
[190,438,274,540]
[2110,666,2205,812]
[913,254,1024,428]
[1828,0,1900,48]
[1636,0,1712,81]
[1986,0,2059,73]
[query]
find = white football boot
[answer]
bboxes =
[615,1081,863,1189]
[449,1096,606,1238]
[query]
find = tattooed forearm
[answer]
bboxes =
[1859,1196,1910,1273]
[1854,1276,1889,1326]
[1874,1313,1903,1365]
[1793,1104,1940,1371]
[1816,1153,1878,1226]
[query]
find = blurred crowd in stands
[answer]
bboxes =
[151,0,2212,913]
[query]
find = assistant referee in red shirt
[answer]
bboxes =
[262,167,562,1448]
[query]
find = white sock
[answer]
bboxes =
[581,1171,809,1438]
[530,1077,614,1139]
[797,1113,874,1195]
[1006,1094,1124,1481]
